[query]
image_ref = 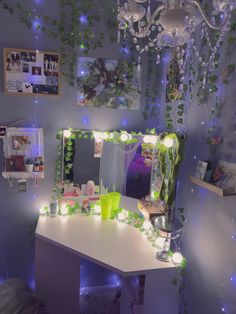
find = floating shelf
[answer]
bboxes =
[189,176,236,196]
[2,171,44,180]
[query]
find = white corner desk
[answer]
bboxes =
[35,197,179,314]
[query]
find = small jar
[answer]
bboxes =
[33,162,40,172]
[39,161,44,172]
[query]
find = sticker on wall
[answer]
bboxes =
[77,57,140,110]
[4,48,60,96]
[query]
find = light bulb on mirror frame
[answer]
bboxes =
[120,133,129,142]
[162,136,174,148]
[143,135,150,143]
[63,129,72,138]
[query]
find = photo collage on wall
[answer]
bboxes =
[4,48,59,95]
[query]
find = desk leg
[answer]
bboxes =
[142,269,179,314]
[35,237,80,314]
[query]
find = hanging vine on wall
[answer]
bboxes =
[0,0,106,86]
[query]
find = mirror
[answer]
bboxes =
[61,130,156,199]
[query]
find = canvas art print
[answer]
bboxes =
[77,57,140,110]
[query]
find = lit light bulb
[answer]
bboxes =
[149,135,157,144]
[162,136,174,148]
[143,135,150,143]
[143,220,152,230]
[94,204,101,214]
[102,132,109,140]
[120,133,129,142]
[118,212,125,221]
[64,129,72,138]
[172,252,183,265]
[61,203,68,216]
[118,210,128,221]
[93,132,103,142]
[155,237,166,249]
[39,206,48,215]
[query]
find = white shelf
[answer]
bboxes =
[2,171,44,179]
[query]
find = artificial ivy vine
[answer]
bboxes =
[158,133,184,207]
[0,0,105,86]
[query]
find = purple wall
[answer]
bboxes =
[0,0,147,286]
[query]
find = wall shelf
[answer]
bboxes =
[2,171,44,180]
[189,176,236,196]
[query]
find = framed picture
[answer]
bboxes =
[77,57,140,110]
[3,127,44,159]
[3,48,60,96]
[194,161,208,180]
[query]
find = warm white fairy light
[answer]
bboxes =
[118,210,128,221]
[172,252,183,265]
[64,129,72,138]
[39,206,47,215]
[143,220,152,230]
[93,131,103,142]
[143,135,150,143]
[120,132,129,142]
[61,203,68,216]
[94,204,101,214]
[102,132,109,140]
[162,136,174,148]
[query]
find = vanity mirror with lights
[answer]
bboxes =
[59,129,157,201]
[56,129,183,219]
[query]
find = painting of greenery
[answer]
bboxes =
[77,57,140,110]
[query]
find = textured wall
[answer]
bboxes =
[0,1,147,285]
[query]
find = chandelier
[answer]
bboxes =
[117,0,236,65]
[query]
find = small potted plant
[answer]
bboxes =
[25,158,34,172]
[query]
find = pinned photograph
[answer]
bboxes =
[194,161,208,180]
[32,66,42,76]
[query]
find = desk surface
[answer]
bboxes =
[36,197,174,276]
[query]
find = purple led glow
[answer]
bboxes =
[122,47,129,55]
[82,116,89,125]
[121,119,128,126]
[230,274,236,285]
[80,70,86,76]
[28,278,35,290]
[33,20,41,31]
[80,15,88,24]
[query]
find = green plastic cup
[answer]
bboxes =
[108,192,121,211]
[100,195,113,219]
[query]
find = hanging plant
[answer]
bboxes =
[158,133,184,207]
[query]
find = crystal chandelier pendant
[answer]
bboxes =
[156,54,160,65]
[117,0,235,69]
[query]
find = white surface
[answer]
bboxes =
[2,171,44,179]
[36,214,173,276]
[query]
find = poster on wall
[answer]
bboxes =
[3,48,60,96]
[77,57,140,110]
